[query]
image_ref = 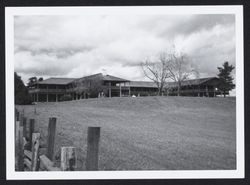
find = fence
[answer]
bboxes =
[15,108,100,171]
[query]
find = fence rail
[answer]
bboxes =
[15,108,101,171]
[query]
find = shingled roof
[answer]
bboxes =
[37,78,76,85]
[129,77,219,88]
[167,77,220,87]
[102,74,129,82]
[76,73,130,82]
[35,75,219,87]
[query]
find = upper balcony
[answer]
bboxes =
[28,85,130,94]
[101,85,130,90]
[28,88,67,94]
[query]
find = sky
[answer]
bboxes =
[14,14,236,85]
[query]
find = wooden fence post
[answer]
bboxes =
[18,125,24,171]
[20,113,24,126]
[61,147,77,171]
[15,110,20,170]
[31,133,40,171]
[15,111,20,145]
[23,117,27,139]
[28,119,35,150]
[16,109,20,121]
[47,117,56,161]
[86,127,100,171]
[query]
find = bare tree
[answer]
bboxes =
[168,52,198,96]
[141,49,198,96]
[141,53,172,95]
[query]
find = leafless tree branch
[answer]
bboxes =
[141,47,199,96]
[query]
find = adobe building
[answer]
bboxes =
[28,73,225,102]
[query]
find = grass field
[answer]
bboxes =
[16,96,236,170]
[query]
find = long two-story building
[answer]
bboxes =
[28,73,226,102]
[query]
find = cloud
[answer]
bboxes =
[178,23,235,76]
[14,14,235,83]
[14,51,77,76]
[158,14,235,37]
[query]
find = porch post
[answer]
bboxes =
[36,93,39,102]
[56,94,58,102]
[46,85,49,102]
[109,82,111,98]
[128,82,131,96]
[119,83,122,97]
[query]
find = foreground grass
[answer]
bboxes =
[16,96,236,170]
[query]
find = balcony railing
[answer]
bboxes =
[102,85,130,90]
[169,89,218,93]
[28,88,67,93]
[29,85,130,94]
[168,89,226,95]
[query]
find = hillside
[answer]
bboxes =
[16,96,236,170]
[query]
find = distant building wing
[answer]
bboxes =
[166,77,220,88]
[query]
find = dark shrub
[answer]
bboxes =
[15,72,32,105]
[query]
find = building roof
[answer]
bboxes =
[37,78,76,85]
[129,77,219,88]
[167,77,220,87]
[102,74,129,82]
[35,75,219,87]
[77,73,130,82]
[129,81,158,88]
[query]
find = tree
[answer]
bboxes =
[73,75,104,98]
[27,76,37,87]
[168,52,198,96]
[15,72,32,105]
[141,53,172,95]
[217,61,235,97]
[27,76,43,87]
[141,49,198,96]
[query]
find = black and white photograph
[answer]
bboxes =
[5,6,244,179]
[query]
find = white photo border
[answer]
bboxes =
[5,5,244,180]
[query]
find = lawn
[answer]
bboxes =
[16,96,236,170]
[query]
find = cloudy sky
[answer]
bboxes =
[14,14,235,84]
